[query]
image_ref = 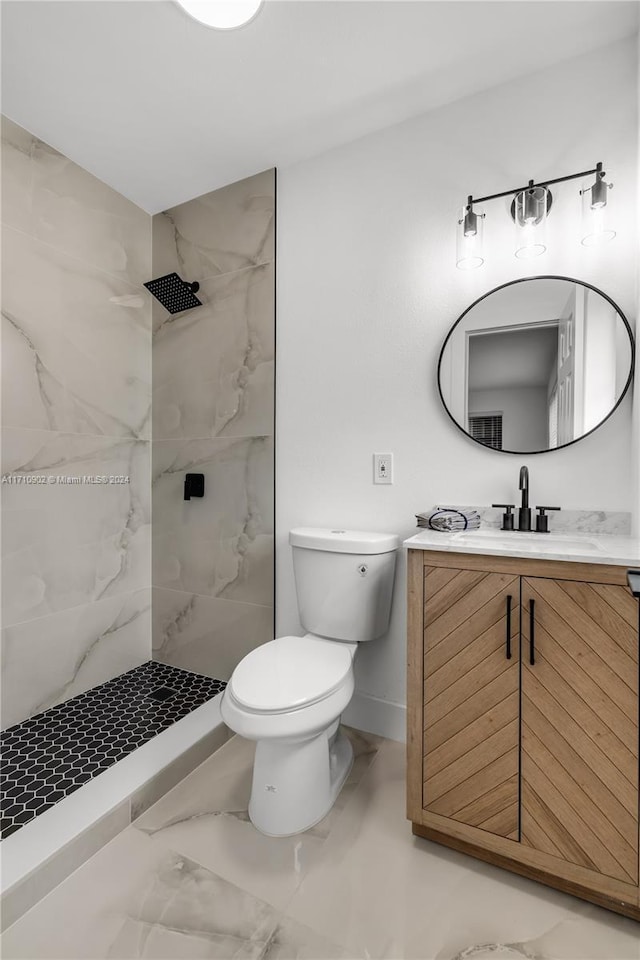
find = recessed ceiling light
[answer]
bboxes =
[174,0,264,30]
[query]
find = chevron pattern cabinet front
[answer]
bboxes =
[422,564,520,839]
[521,577,639,885]
[407,549,640,921]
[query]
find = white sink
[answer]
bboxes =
[449,529,604,552]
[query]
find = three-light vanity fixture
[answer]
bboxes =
[456,162,615,269]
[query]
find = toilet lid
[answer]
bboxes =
[229,636,354,712]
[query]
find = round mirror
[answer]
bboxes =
[438,276,634,454]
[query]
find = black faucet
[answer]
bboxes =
[518,466,531,532]
[494,468,561,533]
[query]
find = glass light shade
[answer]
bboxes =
[456,204,484,270]
[581,175,615,246]
[175,0,264,30]
[514,185,549,259]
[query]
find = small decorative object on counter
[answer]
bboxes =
[416,507,481,531]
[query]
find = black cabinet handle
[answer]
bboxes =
[505,594,512,659]
[529,598,535,665]
[627,570,640,598]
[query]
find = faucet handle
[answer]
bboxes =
[535,505,560,533]
[492,504,515,531]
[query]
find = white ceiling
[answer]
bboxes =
[2,1,638,213]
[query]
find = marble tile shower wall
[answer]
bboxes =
[1,117,152,729]
[151,170,275,679]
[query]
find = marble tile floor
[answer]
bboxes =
[2,729,637,959]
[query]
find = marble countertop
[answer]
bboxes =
[404,528,640,567]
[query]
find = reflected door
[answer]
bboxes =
[556,314,576,446]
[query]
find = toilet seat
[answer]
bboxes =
[229,635,354,714]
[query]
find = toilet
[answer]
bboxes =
[221,527,398,836]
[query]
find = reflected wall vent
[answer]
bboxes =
[469,413,503,450]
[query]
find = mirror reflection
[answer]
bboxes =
[438,277,633,454]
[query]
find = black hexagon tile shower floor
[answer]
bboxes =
[0,662,226,839]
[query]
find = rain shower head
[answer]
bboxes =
[144,273,202,314]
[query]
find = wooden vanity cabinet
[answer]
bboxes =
[407,550,640,920]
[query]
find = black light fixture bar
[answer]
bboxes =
[469,162,603,206]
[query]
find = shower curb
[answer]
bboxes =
[1,695,229,930]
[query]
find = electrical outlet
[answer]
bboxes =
[373,453,393,484]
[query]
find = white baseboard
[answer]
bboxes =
[342,691,406,743]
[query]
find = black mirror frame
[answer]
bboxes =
[437,275,635,455]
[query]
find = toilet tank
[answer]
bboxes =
[289,528,398,643]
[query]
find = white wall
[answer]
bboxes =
[469,386,548,451]
[276,38,639,738]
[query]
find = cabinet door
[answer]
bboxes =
[423,566,520,839]
[521,577,639,885]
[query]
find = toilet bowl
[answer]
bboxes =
[222,635,357,836]
[221,527,398,836]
